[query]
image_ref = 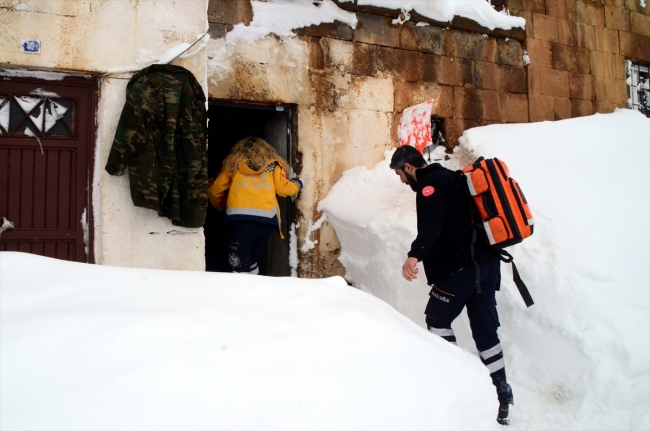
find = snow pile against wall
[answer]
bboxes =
[1,252,497,430]
[357,0,525,30]
[319,110,650,429]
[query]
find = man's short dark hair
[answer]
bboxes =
[390,145,427,170]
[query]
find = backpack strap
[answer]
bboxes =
[498,250,535,308]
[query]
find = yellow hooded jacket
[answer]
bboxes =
[209,159,300,232]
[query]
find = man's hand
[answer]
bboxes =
[402,257,419,281]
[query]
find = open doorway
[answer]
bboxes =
[204,101,295,276]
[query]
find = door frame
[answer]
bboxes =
[0,71,98,263]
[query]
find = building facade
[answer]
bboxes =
[1,0,648,277]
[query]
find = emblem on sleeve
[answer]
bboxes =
[422,186,435,197]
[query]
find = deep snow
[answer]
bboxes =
[319,109,650,430]
[1,252,500,430]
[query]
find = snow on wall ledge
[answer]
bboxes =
[319,110,650,429]
[357,0,525,30]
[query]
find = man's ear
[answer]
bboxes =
[403,163,414,175]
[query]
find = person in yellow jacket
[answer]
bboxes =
[209,136,306,274]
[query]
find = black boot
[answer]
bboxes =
[497,403,509,425]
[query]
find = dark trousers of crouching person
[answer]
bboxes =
[425,257,513,406]
[227,221,275,274]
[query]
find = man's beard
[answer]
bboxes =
[407,174,418,192]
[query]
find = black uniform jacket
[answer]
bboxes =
[407,163,496,284]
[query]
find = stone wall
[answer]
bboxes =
[206,0,528,277]
[508,0,650,119]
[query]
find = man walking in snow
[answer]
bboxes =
[390,145,513,426]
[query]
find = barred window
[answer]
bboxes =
[626,61,650,118]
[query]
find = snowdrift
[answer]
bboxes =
[0,252,497,430]
[319,109,650,429]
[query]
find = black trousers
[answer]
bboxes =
[226,220,275,274]
[425,258,514,405]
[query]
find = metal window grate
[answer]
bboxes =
[0,94,77,138]
[626,61,650,118]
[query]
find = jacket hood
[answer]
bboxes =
[238,159,279,175]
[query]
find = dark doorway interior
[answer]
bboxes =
[205,102,294,276]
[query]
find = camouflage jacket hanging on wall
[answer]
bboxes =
[105,64,208,228]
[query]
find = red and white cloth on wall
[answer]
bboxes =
[397,99,433,154]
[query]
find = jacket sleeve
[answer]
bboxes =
[105,79,152,176]
[209,170,231,209]
[408,179,445,261]
[273,166,301,197]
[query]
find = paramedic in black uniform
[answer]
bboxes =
[390,145,513,426]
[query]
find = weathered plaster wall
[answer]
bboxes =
[0,0,209,270]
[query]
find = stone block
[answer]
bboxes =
[558,19,577,46]
[615,54,626,79]
[437,56,473,86]
[625,0,650,17]
[513,10,535,38]
[394,81,451,116]
[400,23,443,55]
[533,13,559,41]
[529,94,555,121]
[631,11,650,37]
[595,26,620,53]
[500,93,529,122]
[499,39,525,66]
[294,22,354,41]
[501,65,528,93]
[566,0,577,21]
[604,5,630,31]
[603,0,625,5]
[351,43,377,76]
[552,43,591,74]
[595,100,617,113]
[355,13,400,48]
[576,23,596,50]
[577,1,606,27]
[593,75,616,105]
[614,78,629,105]
[546,0,568,18]
[569,72,595,100]
[308,37,325,70]
[475,61,501,90]
[207,0,252,25]
[444,118,465,148]
[434,85,455,118]
[454,88,501,120]
[421,53,438,83]
[345,76,395,112]
[572,98,594,117]
[619,31,650,61]
[235,62,270,101]
[376,47,422,81]
[527,65,543,94]
[526,38,553,68]
[524,0,546,13]
[348,109,392,167]
[591,50,617,77]
[208,23,233,40]
[540,67,570,97]
[554,96,572,119]
[443,30,499,62]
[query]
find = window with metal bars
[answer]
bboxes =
[626,60,650,118]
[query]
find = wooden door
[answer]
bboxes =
[0,75,96,262]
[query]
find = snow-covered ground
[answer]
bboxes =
[319,109,650,429]
[2,252,501,430]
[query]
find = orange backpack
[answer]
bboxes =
[461,157,535,307]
